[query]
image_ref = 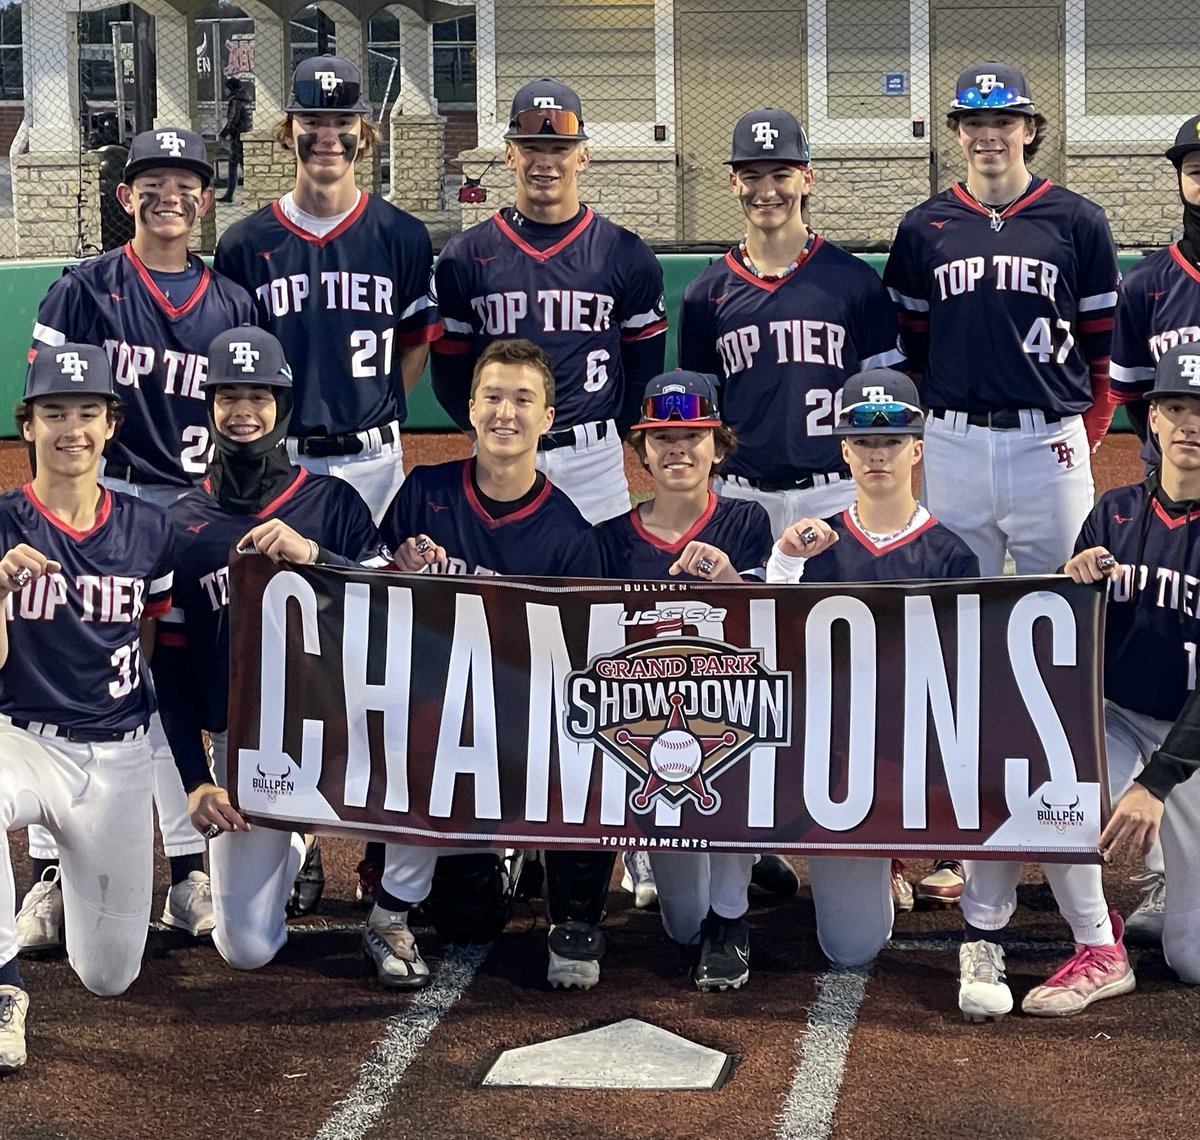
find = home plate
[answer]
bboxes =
[482,1018,732,1090]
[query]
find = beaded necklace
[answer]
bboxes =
[739,229,816,279]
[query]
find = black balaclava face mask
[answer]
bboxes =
[206,387,295,513]
[1176,157,1200,266]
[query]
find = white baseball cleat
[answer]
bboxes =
[958,939,1013,1022]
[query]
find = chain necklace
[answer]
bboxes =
[740,229,816,279]
[964,174,1033,233]
[850,502,923,547]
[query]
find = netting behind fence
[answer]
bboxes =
[1,0,1197,260]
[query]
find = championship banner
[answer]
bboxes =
[227,557,1109,863]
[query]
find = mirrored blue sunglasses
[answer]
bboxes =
[642,392,718,422]
[839,401,924,430]
[954,86,1032,111]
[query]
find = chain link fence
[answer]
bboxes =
[0,0,1196,260]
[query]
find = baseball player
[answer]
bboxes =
[153,328,386,973]
[766,370,978,970]
[375,338,606,990]
[596,371,773,990]
[19,128,256,953]
[431,78,667,526]
[1058,343,1200,969]
[214,55,441,522]
[0,343,174,1073]
[678,107,906,540]
[1110,114,1200,463]
[883,60,1119,578]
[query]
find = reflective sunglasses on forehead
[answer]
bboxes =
[509,107,583,138]
[643,391,718,422]
[840,401,924,430]
[954,86,1032,111]
[291,79,363,111]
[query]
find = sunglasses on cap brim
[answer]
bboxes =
[291,79,364,110]
[839,401,924,431]
[952,87,1033,111]
[638,391,720,425]
[508,108,583,138]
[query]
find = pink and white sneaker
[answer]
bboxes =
[1021,910,1136,1017]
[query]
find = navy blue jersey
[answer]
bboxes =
[1075,481,1200,721]
[883,179,1119,414]
[32,244,256,488]
[0,486,173,731]
[379,459,601,577]
[678,239,905,483]
[798,508,980,582]
[213,194,441,437]
[431,208,667,429]
[1111,244,1200,401]
[159,468,383,732]
[596,494,772,580]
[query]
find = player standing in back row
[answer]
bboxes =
[215,54,441,522]
[678,107,906,539]
[431,78,667,525]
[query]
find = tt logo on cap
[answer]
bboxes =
[57,352,88,382]
[230,342,261,372]
[156,131,185,157]
[975,73,1001,95]
[315,70,342,94]
[532,96,563,109]
[751,122,779,149]
[1179,355,1200,384]
[862,385,891,403]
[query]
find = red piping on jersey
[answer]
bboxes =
[1151,497,1200,531]
[621,318,669,344]
[1169,242,1200,284]
[461,459,551,527]
[23,482,113,540]
[491,207,595,262]
[123,244,211,319]
[156,628,187,647]
[254,467,308,517]
[723,236,825,293]
[949,178,1053,220]
[145,597,173,619]
[398,320,444,348]
[431,336,471,355]
[843,507,937,556]
[629,492,719,553]
[269,192,368,247]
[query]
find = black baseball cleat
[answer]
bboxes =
[287,836,325,918]
[749,854,799,899]
[694,911,750,992]
[547,920,606,989]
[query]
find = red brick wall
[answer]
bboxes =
[443,108,477,170]
[0,104,25,153]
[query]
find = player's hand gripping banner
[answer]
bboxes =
[227,557,1109,862]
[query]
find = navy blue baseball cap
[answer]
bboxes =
[202,328,294,390]
[631,371,722,431]
[505,79,588,141]
[949,61,1036,117]
[835,370,924,436]
[25,343,119,402]
[1165,115,1200,164]
[727,108,810,166]
[285,55,372,114]
[123,127,214,185]
[1147,343,1200,400]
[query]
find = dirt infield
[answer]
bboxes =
[5,431,1190,1140]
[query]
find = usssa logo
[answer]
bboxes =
[564,638,791,814]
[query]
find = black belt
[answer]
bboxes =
[725,471,846,493]
[539,420,609,452]
[933,408,1063,430]
[11,718,147,744]
[295,421,399,458]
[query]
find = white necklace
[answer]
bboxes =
[851,502,922,547]
[964,174,1032,233]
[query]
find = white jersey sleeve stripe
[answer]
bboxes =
[442,316,474,335]
[32,322,66,347]
[1110,362,1155,385]
[860,346,907,371]
[150,571,174,596]
[620,305,667,332]
[160,606,185,626]
[398,294,437,322]
[886,287,929,313]
[1078,291,1119,312]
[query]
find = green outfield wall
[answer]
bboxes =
[0,252,1145,435]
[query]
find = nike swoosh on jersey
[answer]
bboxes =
[712,293,728,305]
[186,522,210,533]
[929,219,951,229]
[428,501,448,512]
[1149,290,1169,300]
[474,256,498,265]
[1112,514,1133,523]
[110,292,124,302]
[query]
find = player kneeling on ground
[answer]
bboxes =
[597,371,773,990]
[153,328,386,973]
[766,371,978,969]
[374,338,606,990]
[0,344,174,1074]
[1066,343,1200,981]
